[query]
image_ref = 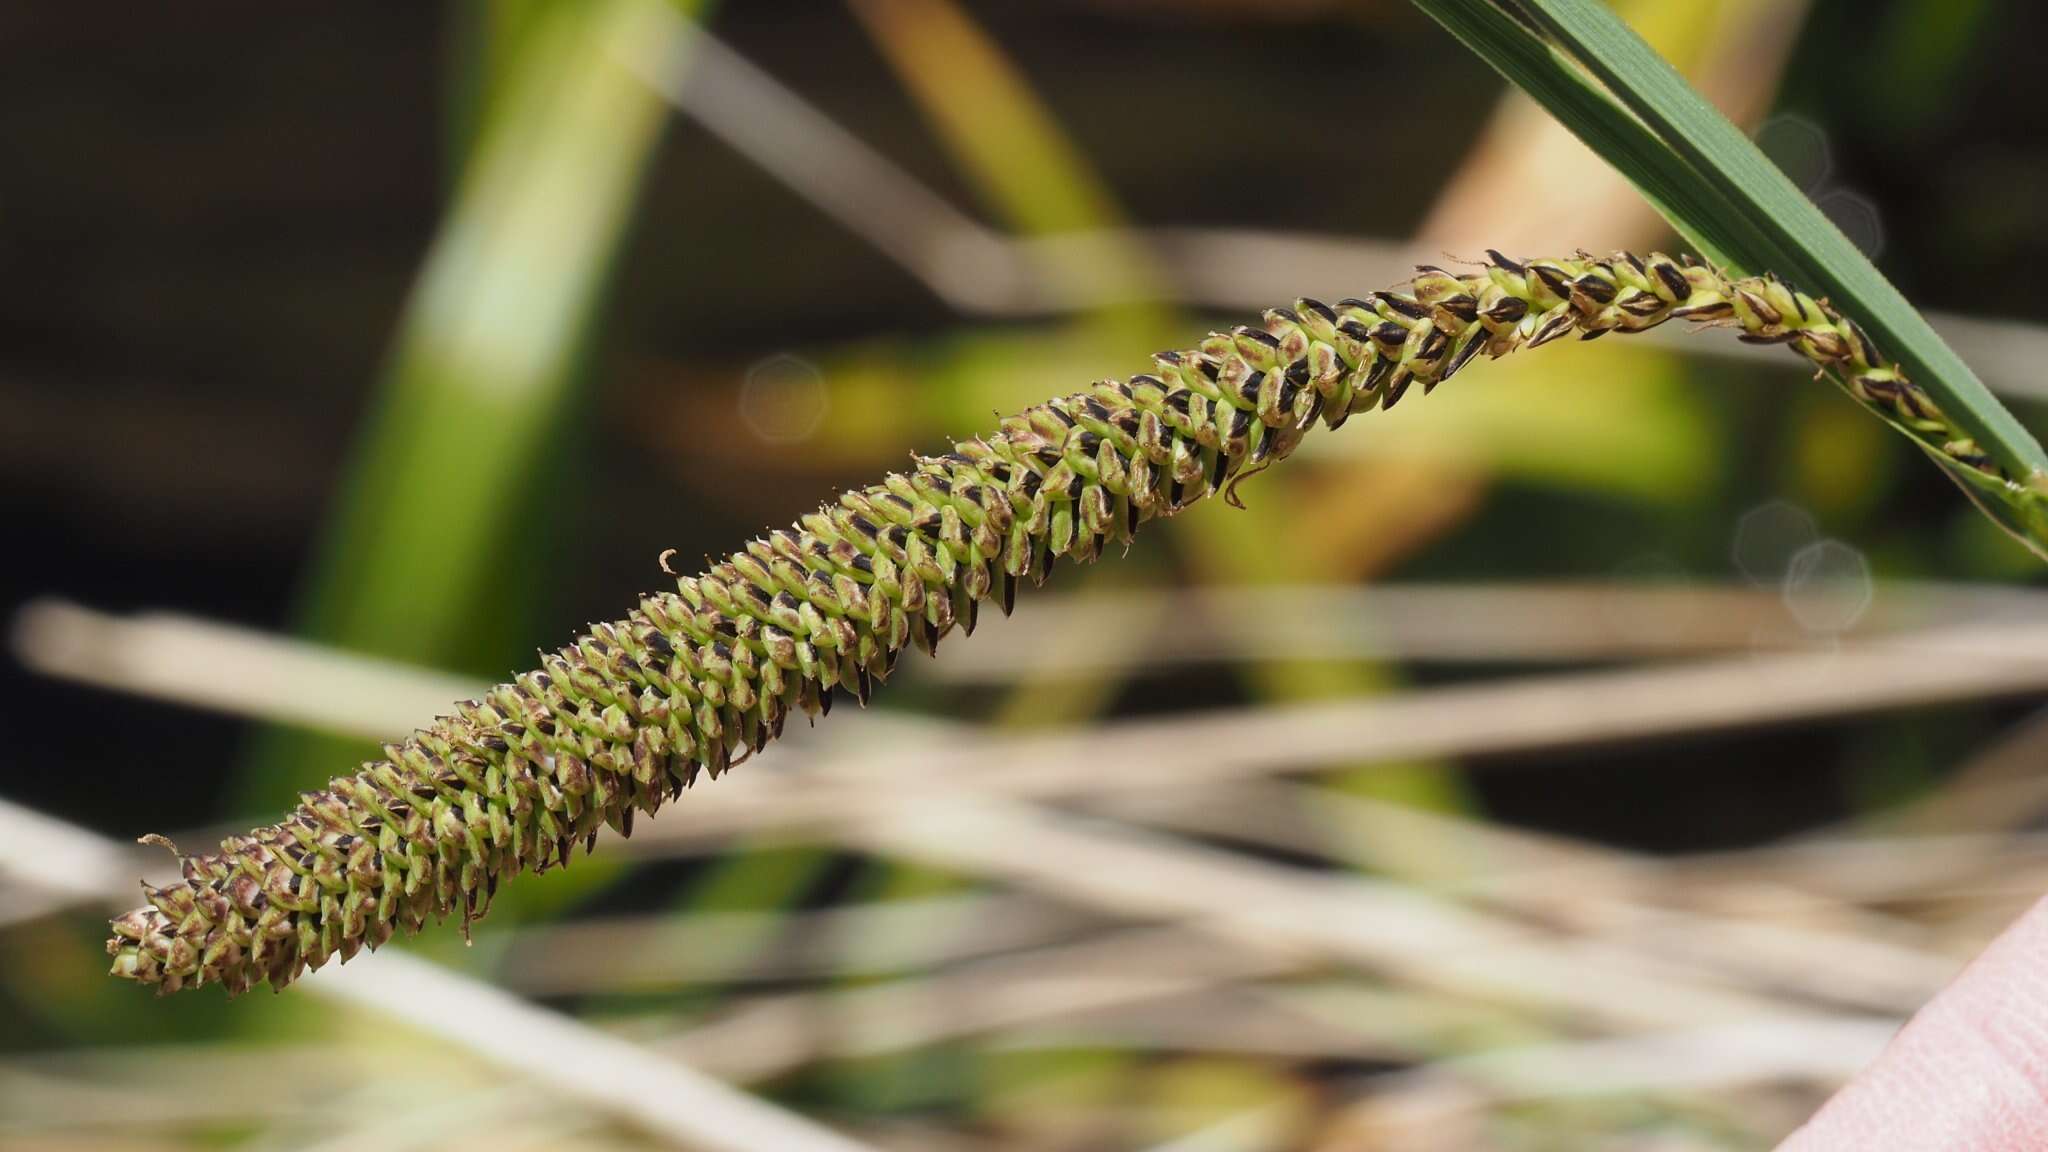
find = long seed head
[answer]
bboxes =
[107,250,2043,995]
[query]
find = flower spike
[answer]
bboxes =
[109,250,2042,995]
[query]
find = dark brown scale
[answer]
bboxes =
[1843,318,1882,367]
[1652,262,1690,301]
[1485,296,1529,324]
[1439,334,1485,385]
[1383,371,1418,410]
[1737,290,1783,327]
[1672,299,1734,320]
[1238,372,1263,406]
[1572,274,1617,305]
[1375,292,1428,320]
[1619,293,1664,319]
[1436,294,1479,323]
[1529,264,1572,296]
[1300,390,1325,429]
[1529,311,1576,346]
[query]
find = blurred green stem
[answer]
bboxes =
[243,0,698,812]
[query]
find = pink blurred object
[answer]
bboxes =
[1781,896,2048,1151]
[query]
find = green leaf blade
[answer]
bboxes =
[1513,0,2046,484]
[1415,0,2048,555]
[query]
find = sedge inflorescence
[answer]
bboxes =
[109,250,2022,996]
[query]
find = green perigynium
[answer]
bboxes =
[109,250,2045,996]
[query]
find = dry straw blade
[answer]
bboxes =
[105,249,2046,998]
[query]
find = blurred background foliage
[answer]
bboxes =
[3,2,2047,1149]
